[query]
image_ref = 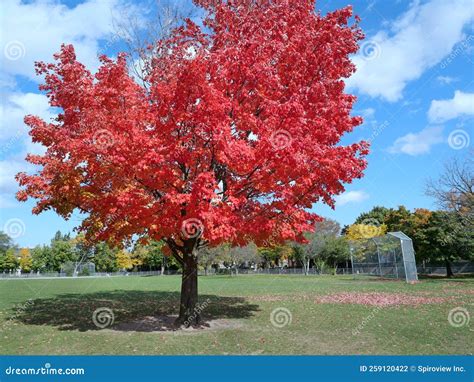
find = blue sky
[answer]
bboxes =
[1,0,473,248]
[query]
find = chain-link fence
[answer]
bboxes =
[350,231,418,283]
[2,262,472,279]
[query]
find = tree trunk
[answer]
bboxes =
[175,253,199,327]
[445,259,454,278]
[161,255,166,276]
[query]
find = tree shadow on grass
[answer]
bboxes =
[419,274,474,282]
[13,290,260,332]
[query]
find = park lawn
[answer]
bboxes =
[0,274,472,355]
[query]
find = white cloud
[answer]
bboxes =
[357,107,377,130]
[428,91,474,123]
[1,0,141,83]
[0,91,54,208]
[0,0,143,208]
[388,126,444,156]
[0,152,38,208]
[0,156,32,194]
[360,108,376,119]
[335,191,369,206]
[346,0,474,102]
[436,76,458,85]
[0,92,53,143]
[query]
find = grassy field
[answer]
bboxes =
[0,274,472,355]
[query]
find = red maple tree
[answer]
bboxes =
[17,0,368,325]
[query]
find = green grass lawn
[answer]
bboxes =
[0,274,472,355]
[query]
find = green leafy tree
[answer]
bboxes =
[30,246,51,272]
[384,206,412,232]
[198,245,226,275]
[52,230,71,243]
[0,232,17,272]
[1,248,19,272]
[419,211,474,277]
[290,219,339,274]
[350,206,433,262]
[144,241,167,271]
[258,245,286,269]
[394,208,432,262]
[93,242,119,273]
[132,241,170,272]
[0,231,15,255]
[354,206,391,226]
[351,205,416,234]
[227,243,261,275]
[50,239,77,271]
[299,219,342,274]
[423,155,473,276]
[319,236,350,272]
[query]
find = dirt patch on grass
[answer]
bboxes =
[113,315,243,332]
[443,288,474,295]
[314,292,452,307]
[247,294,313,302]
[247,295,287,302]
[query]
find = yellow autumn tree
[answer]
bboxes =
[346,224,387,240]
[116,250,134,270]
[19,248,32,272]
[130,250,144,268]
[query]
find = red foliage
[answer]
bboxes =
[16,0,368,251]
[314,292,450,307]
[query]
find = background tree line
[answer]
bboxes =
[0,231,180,274]
[2,156,471,276]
